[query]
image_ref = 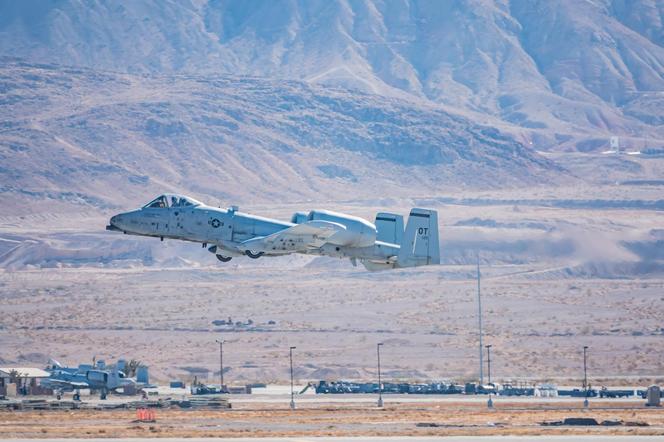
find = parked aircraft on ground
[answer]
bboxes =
[107,194,440,271]
[41,359,142,400]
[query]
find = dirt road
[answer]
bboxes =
[1,400,663,438]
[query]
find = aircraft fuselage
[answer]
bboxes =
[107,194,440,270]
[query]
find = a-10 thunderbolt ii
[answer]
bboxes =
[107,194,439,271]
[40,359,143,400]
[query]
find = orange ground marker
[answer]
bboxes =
[136,408,156,422]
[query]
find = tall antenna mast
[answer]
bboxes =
[477,252,484,385]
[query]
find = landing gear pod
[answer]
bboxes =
[245,250,264,259]
[209,245,234,262]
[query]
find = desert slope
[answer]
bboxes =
[0,58,563,216]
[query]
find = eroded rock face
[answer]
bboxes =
[0,0,662,146]
[0,58,564,217]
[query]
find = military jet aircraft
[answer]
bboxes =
[107,194,439,271]
[41,359,142,400]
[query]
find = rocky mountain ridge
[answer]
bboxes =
[1,0,662,151]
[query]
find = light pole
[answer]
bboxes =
[377,343,384,408]
[289,346,296,410]
[583,346,589,408]
[486,344,493,408]
[477,254,484,386]
[215,339,225,390]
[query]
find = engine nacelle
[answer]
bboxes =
[86,370,108,384]
[306,210,376,247]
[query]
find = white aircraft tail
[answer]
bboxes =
[396,208,440,268]
[375,212,404,245]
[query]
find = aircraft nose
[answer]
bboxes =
[109,213,126,229]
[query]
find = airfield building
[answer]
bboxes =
[0,367,51,396]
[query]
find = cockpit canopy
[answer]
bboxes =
[143,194,203,209]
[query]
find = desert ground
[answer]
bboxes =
[0,265,663,384]
[1,177,662,385]
[1,399,664,438]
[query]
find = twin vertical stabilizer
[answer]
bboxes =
[375,212,404,245]
[396,208,440,267]
[367,208,440,270]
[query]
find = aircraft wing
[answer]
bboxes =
[41,379,89,390]
[241,220,345,253]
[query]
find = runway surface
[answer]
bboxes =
[6,437,664,442]
[228,393,643,404]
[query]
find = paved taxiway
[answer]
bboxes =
[6,437,664,442]
[229,393,644,404]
